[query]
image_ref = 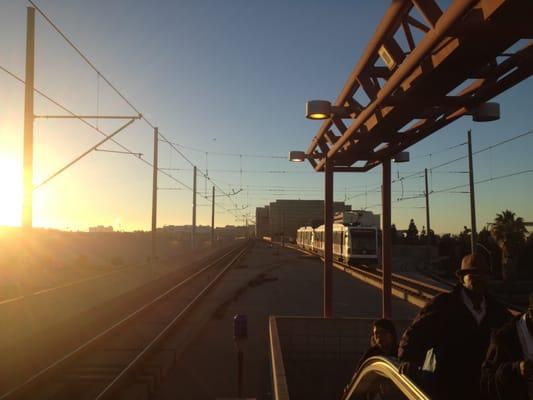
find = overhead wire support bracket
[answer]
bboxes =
[33,117,138,190]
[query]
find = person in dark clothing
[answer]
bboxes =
[398,253,512,400]
[356,318,398,370]
[481,292,533,400]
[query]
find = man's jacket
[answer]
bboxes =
[481,315,529,400]
[398,285,511,399]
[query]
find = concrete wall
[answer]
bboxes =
[270,316,412,400]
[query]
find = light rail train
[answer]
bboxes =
[296,223,378,266]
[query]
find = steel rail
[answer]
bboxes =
[0,243,247,400]
[287,242,521,314]
[0,265,135,306]
[289,243,445,301]
[335,260,443,304]
[0,244,218,306]
[94,242,250,400]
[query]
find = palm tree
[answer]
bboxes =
[490,210,528,281]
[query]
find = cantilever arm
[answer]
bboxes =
[34,118,137,190]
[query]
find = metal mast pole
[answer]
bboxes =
[151,127,159,265]
[211,186,215,246]
[382,158,392,319]
[467,129,477,253]
[281,211,285,247]
[425,168,431,266]
[192,166,197,249]
[324,157,334,318]
[22,7,35,228]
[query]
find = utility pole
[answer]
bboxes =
[381,158,392,319]
[22,7,35,228]
[211,186,215,246]
[151,127,159,265]
[467,129,477,253]
[424,168,431,267]
[324,157,334,318]
[281,211,285,247]
[192,166,197,249]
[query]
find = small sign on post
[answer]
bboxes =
[233,314,247,399]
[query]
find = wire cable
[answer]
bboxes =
[162,141,286,159]
[27,0,242,217]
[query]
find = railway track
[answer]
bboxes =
[287,242,521,313]
[0,242,230,307]
[0,241,251,400]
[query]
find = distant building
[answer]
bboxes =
[256,199,351,241]
[159,225,211,234]
[216,225,253,240]
[89,225,114,233]
[255,206,270,238]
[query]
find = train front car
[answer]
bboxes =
[346,226,378,267]
[296,226,314,251]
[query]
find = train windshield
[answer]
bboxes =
[350,229,376,254]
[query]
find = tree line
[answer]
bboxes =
[390,210,531,281]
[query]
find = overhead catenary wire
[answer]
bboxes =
[162,141,286,159]
[22,1,244,218]
[394,168,533,202]
[0,63,240,216]
[0,65,190,190]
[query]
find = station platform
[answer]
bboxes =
[152,240,420,400]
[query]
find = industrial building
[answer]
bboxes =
[255,199,351,241]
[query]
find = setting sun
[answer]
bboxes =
[0,156,22,227]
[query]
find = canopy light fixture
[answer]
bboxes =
[305,100,353,120]
[471,102,500,122]
[393,151,410,163]
[288,150,307,162]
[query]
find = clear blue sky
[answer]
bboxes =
[1,0,532,233]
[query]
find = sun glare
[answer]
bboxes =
[0,157,22,227]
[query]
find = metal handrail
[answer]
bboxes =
[342,356,430,400]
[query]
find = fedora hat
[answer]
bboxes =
[456,253,489,278]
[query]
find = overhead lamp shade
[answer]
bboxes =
[472,102,500,122]
[393,151,410,163]
[306,100,331,120]
[289,151,307,162]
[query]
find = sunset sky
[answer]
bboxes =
[0,0,532,233]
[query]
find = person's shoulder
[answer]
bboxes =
[493,315,521,341]
[486,294,514,317]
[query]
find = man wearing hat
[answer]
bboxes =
[481,292,533,399]
[398,253,512,400]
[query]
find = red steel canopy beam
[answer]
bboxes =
[306,0,412,160]
[305,0,533,171]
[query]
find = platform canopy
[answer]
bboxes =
[305,0,533,171]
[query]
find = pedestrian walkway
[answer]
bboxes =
[153,240,419,400]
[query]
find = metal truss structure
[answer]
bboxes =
[306,0,533,172]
